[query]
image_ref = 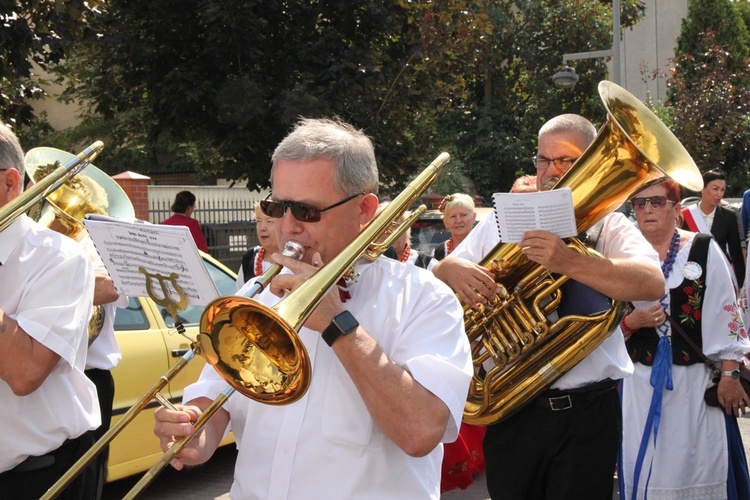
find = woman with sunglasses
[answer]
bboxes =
[619,179,750,499]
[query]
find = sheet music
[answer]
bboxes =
[492,187,578,243]
[83,214,220,305]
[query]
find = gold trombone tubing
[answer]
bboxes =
[121,152,451,498]
[40,242,304,500]
[0,141,104,233]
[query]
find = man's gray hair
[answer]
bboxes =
[271,117,379,195]
[538,114,597,146]
[0,124,25,179]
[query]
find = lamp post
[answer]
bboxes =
[552,0,621,88]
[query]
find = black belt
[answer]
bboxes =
[532,379,618,411]
[0,436,80,476]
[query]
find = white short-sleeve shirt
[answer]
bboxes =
[0,215,99,471]
[185,256,472,499]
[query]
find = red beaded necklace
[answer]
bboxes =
[445,237,455,256]
[399,243,411,263]
[254,247,266,277]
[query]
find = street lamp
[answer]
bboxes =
[552,0,621,88]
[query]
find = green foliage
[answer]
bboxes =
[25,0,643,198]
[673,0,749,93]
[0,1,101,128]
[667,29,750,196]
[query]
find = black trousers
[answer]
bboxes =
[483,381,621,500]
[84,368,115,499]
[0,432,96,500]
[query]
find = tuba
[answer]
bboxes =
[25,147,135,344]
[463,81,703,425]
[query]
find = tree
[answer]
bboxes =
[34,0,642,200]
[49,0,486,192]
[667,28,750,195]
[673,0,749,93]
[433,0,643,198]
[0,0,100,129]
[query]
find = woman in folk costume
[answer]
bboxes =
[432,193,477,261]
[619,178,750,499]
[236,205,279,290]
[432,193,485,493]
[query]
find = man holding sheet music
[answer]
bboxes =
[0,125,99,499]
[432,114,664,499]
[152,118,472,498]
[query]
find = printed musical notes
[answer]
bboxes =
[492,187,578,243]
[83,214,220,305]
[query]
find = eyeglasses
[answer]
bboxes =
[260,192,364,223]
[533,156,579,171]
[630,195,677,212]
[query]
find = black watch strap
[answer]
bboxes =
[322,311,359,347]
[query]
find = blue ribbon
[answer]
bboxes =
[630,335,674,500]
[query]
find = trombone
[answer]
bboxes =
[44,151,449,499]
[0,141,104,232]
[122,152,450,498]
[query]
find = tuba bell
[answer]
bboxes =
[463,81,703,425]
[24,146,136,344]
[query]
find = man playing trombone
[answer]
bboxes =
[154,118,473,498]
[0,125,99,499]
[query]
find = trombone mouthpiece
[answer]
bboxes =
[543,177,559,191]
[283,240,305,260]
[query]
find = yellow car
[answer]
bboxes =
[106,252,238,482]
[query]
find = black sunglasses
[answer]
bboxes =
[630,195,677,212]
[260,192,364,223]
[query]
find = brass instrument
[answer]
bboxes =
[463,81,703,425]
[25,146,135,239]
[25,146,136,345]
[0,141,104,233]
[45,152,450,499]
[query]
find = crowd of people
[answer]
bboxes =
[3,108,750,500]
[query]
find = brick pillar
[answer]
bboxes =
[112,171,151,221]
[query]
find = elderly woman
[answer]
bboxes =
[236,206,279,290]
[433,193,477,260]
[619,179,750,499]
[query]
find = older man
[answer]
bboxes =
[0,126,97,499]
[433,114,664,499]
[154,118,472,499]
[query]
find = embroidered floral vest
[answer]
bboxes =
[626,234,711,367]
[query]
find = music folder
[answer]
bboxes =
[82,214,220,306]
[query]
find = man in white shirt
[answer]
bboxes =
[153,118,472,499]
[0,125,98,499]
[432,114,664,499]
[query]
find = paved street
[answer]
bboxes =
[103,416,750,499]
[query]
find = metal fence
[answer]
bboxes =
[148,186,270,272]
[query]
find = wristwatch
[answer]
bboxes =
[721,369,741,380]
[322,311,359,347]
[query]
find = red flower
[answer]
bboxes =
[694,310,701,320]
[684,285,694,294]
[682,304,693,314]
[645,355,652,363]
[684,354,691,362]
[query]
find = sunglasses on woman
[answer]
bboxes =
[630,195,677,212]
[260,192,363,223]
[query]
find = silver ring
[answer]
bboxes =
[312,261,320,267]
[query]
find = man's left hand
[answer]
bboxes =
[519,230,575,274]
[269,251,345,333]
